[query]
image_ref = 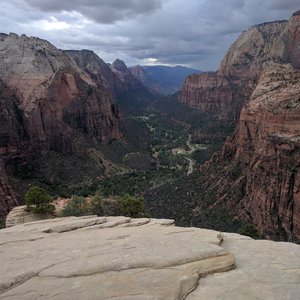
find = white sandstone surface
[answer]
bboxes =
[0,215,299,299]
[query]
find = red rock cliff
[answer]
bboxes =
[149,12,300,241]
[0,33,121,153]
[179,21,288,120]
[0,33,122,217]
[211,63,300,241]
[199,12,300,241]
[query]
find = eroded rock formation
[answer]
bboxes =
[0,215,299,300]
[0,33,122,217]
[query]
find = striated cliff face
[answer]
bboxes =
[179,21,288,120]
[272,11,300,69]
[215,63,300,240]
[146,12,300,242]
[0,33,121,153]
[0,33,122,217]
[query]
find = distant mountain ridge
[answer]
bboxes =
[130,65,201,95]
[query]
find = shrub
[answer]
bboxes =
[89,191,104,216]
[25,186,54,214]
[118,194,145,218]
[0,218,5,229]
[239,224,260,239]
[60,195,90,217]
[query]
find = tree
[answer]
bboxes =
[239,224,260,239]
[89,191,104,216]
[25,186,54,214]
[60,195,90,217]
[118,194,145,218]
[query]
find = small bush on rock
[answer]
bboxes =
[60,195,90,217]
[239,224,260,239]
[25,186,54,214]
[118,194,145,218]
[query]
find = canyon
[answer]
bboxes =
[147,11,300,242]
[1,11,300,244]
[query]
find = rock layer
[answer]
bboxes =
[0,216,299,300]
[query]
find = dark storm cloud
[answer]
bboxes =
[1,0,300,70]
[24,0,162,23]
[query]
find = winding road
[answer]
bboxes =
[172,135,198,175]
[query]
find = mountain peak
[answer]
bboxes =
[112,59,128,72]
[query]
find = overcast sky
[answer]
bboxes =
[0,0,299,70]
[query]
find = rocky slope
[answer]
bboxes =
[179,20,288,120]
[0,215,299,300]
[0,33,122,217]
[66,51,154,114]
[146,11,300,242]
[0,33,121,152]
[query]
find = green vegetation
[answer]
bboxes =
[60,192,145,218]
[60,195,90,217]
[25,185,54,214]
[0,218,5,229]
[5,93,237,235]
[118,194,145,218]
[239,224,260,239]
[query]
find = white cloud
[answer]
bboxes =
[31,16,70,31]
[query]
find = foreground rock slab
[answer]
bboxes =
[0,217,299,300]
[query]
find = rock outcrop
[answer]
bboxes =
[65,50,123,95]
[4,205,55,227]
[0,216,299,300]
[179,20,288,120]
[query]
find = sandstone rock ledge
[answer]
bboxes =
[0,216,299,300]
